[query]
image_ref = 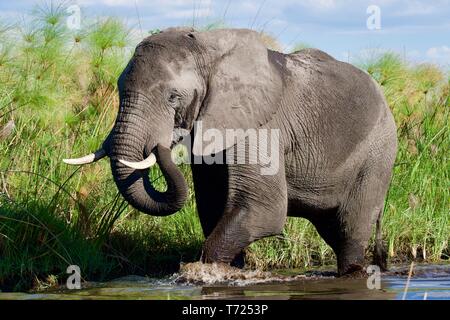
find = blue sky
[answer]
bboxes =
[1,0,449,66]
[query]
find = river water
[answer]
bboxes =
[1,263,449,300]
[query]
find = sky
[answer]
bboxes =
[0,0,449,66]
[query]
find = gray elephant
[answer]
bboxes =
[65,28,397,275]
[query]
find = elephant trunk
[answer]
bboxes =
[109,96,188,216]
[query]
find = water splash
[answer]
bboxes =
[172,262,328,286]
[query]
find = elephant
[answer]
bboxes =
[64,27,397,276]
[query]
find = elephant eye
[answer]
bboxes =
[168,92,180,106]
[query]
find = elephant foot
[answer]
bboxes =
[201,247,244,267]
[337,242,366,277]
[230,251,246,269]
[339,264,367,278]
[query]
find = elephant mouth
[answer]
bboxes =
[63,128,189,170]
[120,127,190,169]
[111,142,188,216]
[63,129,189,217]
[171,127,190,148]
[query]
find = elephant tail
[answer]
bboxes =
[372,209,388,271]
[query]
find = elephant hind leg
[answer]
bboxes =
[311,208,374,276]
[310,178,390,276]
[335,172,391,276]
[308,212,365,276]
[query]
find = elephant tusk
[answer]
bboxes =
[119,153,157,170]
[63,149,106,165]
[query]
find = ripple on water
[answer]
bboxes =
[0,263,448,300]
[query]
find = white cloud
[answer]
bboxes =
[393,1,438,16]
[265,0,337,11]
[78,0,138,6]
[344,46,450,65]
[305,0,336,9]
[0,9,24,19]
[1,0,448,66]
[102,0,136,6]
[79,0,213,8]
[165,8,211,19]
[426,46,450,59]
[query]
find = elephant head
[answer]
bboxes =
[64,28,283,216]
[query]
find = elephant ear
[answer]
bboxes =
[192,29,284,156]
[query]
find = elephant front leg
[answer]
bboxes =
[201,207,249,264]
[200,150,288,266]
[201,204,287,265]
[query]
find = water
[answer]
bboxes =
[1,263,449,300]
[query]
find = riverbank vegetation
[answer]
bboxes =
[0,3,448,291]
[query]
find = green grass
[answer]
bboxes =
[0,4,448,291]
